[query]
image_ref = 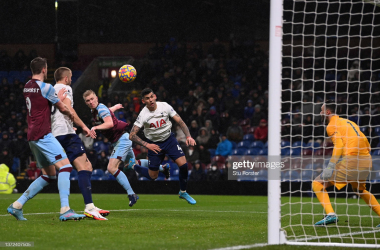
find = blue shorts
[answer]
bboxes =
[56,134,86,164]
[29,133,68,169]
[147,133,185,171]
[110,133,135,163]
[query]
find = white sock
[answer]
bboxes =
[327,212,336,216]
[159,165,164,172]
[13,201,22,209]
[180,190,186,193]
[85,203,95,210]
[60,206,70,214]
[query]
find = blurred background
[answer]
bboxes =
[0,0,379,185]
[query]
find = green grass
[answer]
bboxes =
[281,196,380,245]
[0,194,378,249]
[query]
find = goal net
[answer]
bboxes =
[271,0,380,247]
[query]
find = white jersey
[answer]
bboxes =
[51,83,75,137]
[134,102,177,142]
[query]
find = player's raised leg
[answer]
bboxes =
[125,159,170,179]
[109,133,138,207]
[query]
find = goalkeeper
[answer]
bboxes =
[313,100,380,226]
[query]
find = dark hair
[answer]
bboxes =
[141,88,153,98]
[30,57,47,75]
[325,100,337,114]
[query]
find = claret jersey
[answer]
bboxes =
[92,103,128,143]
[23,79,59,141]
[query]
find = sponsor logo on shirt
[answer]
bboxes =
[149,119,166,128]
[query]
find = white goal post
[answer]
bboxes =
[268,0,380,247]
[268,0,283,245]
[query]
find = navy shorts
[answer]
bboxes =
[147,133,185,171]
[56,134,86,164]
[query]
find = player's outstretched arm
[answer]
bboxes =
[62,98,96,138]
[91,116,113,132]
[172,114,196,146]
[57,88,67,102]
[109,104,123,113]
[129,125,161,153]
[129,125,147,146]
[55,101,74,122]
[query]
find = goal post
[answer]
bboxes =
[269,0,380,247]
[268,0,283,245]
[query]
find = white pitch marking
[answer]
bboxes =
[292,229,380,242]
[208,243,269,250]
[1,209,266,217]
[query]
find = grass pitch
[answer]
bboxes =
[1,194,378,249]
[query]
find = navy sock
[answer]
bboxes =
[179,163,188,191]
[134,164,153,180]
[78,170,93,205]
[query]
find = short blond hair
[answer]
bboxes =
[83,90,96,99]
[54,67,71,82]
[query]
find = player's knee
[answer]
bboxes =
[48,175,57,183]
[352,188,364,194]
[149,171,158,180]
[312,180,323,192]
[58,164,73,173]
[85,159,93,171]
[107,165,116,173]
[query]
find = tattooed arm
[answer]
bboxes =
[172,114,196,146]
[129,125,161,153]
[129,125,147,146]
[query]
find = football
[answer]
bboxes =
[118,64,137,83]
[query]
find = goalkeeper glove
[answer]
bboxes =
[321,162,336,180]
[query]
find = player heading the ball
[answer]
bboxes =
[83,90,139,207]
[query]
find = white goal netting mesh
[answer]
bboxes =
[281,0,380,245]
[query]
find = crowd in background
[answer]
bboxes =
[1,37,380,181]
